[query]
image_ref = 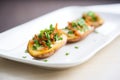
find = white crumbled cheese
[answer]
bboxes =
[37,46,44,50]
[62,29,69,34]
[88,26,93,30]
[51,44,54,47]
[78,30,84,34]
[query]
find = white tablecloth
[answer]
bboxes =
[0,4,120,80]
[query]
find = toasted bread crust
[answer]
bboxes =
[27,34,67,58]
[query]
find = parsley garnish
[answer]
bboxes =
[94,30,98,33]
[54,33,59,41]
[25,49,28,53]
[45,32,50,39]
[77,18,89,31]
[74,46,79,49]
[43,59,48,62]
[46,40,51,48]
[22,56,27,58]
[77,18,86,26]
[68,30,73,34]
[87,11,97,21]
[65,53,69,56]
[34,40,40,47]
[65,27,68,29]
[58,37,63,40]
[32,45,37,50]
[72,22,77,27]
[50,24,54,31]
[38,30,44,38]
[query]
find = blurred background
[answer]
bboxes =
[0,0,120,32]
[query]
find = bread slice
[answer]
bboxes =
[27,34,67,58]
[27,24,67,59]
[82,11,104,28]
[62,19,94,43]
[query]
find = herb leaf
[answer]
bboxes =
[87,11,95,17]
[32,45,37,50]
[65,27,68,29]
[50,24,54,31]
[94,30,98,33]
[74,46,79,49]
[77,18,86,26]
[87,11,97,21]
[34,40,40,47]
[43,59,48,62]
[22,56,27,58]
[72,22,77,27]
[45,32,50,39]
[77,18,89,31]
[65,52,69,56]
[68,30,73,34]
[58,37,63,40]
[54,33,59,41]
[25,49,28,53]
[38,30,44,38]
[46,40,51,48]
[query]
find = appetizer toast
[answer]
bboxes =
[27,24,67,58]
[82,11,104,28]
[62,18,94,43]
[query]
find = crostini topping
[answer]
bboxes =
[68,30,74,34]
[82,11,103,28]
[87,11,97,21]
[64,18,90,36]
[31,24,63,50]
[71,18,89,31]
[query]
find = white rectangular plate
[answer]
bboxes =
[0,6,120,69]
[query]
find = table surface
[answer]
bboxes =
[0,1,120,80]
